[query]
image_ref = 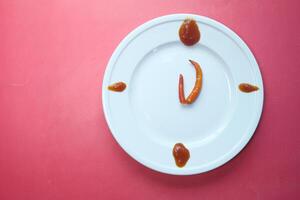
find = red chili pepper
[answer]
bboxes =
[186,60,203,104]
[179,74,187,104]
[178,60,203,105]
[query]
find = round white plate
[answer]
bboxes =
[102,14,263,175]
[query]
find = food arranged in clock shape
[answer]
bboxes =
[103,14,263,175]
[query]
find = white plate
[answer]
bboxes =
[102,14,263,175]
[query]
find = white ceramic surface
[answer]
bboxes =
[102,14,264,175]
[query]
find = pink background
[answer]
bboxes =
[0,0,299,199]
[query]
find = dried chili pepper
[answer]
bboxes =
[178,60,203,104]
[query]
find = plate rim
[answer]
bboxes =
[102,13,264,175]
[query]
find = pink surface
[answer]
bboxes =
[0,0,299,199]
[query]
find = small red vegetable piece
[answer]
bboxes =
[186,60,203,104]
[179,74,187,104]
[108,82,127,92]
[239,83,259,93]
[178,60,203,105]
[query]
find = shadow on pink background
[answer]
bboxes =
[0,0,299,199]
